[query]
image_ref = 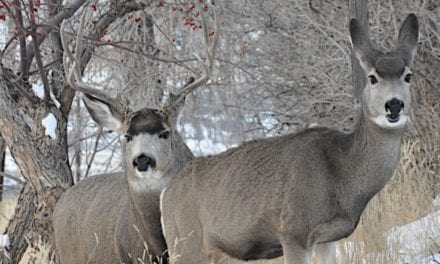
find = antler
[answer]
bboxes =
[61,11,127,115]
[162,4,220,115]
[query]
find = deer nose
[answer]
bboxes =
[385,98,404,122]
[132,154,156,172]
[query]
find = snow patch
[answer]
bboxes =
[32,83,44,99]
[42,113,58,139]
[0,234,10,248]
[32,84,62,108]
[50,92,61,108]
[387,210,440,263]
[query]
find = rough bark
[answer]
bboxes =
[0,136,5,202]
[0,68,71,264]
[0,1,152,263]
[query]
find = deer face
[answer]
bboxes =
[361,57,412,129]
[124,109,173,181]
[350,14,418,130]
[82,94,182,191]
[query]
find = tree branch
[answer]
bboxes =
[12,0,28,77]
[59,1,150,113]
[24,0,89,74]
[29,0,51,103]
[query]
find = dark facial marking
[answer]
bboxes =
[368,75,378,85]
[126,109,167,136]
[374,57,406,79]
[404,73,412,83]
[125,134,132,142]
[159,131,170,139]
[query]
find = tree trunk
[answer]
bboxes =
[0,136,6,202]
[0,69,72,264]
[0,1,152,262]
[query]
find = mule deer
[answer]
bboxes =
[161,14,418,263]
[54,9,218,264]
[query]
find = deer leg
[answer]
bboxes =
[313,243,336,264]
[204,236,229,264]
[208,250,229,264]
[308,217,355,244]
[281,238,312,264]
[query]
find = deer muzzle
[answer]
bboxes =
[132,154,156,172]
[385,98,404,123]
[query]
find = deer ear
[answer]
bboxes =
[82,93,125,132]
[396,14,419,66]
[349,18,374,71]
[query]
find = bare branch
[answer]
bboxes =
[0,0,37,104]
[61,10,127,115]
[84,127,103,178]
[12,0,28,77]
[29,0,51,103]
[0,172,24,185]
[162,5,220,115]
[24,0,89,74]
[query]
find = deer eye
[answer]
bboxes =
[125,134,132,142]
[404,73,412,83]
[158,131,170,139]
[368,75,378,85]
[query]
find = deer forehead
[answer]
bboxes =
[373,57,407,79]
[126,109,169,136]
[130,133,169,154]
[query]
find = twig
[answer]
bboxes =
[84,127,103,178]
[24,0,89,74]
[0,172,24,185]
[29,0,51,103]
[12,0,28,77]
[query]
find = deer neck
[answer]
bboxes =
[126,134,193,222]
[340,111,404,210]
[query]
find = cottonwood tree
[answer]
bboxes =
[0,1,155,262]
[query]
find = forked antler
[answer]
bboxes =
[61,11,128,115]
[161,4,220,116]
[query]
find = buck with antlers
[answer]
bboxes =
[160,14,418,263]
[53,9,218,264]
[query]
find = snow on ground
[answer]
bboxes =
[387,210,440,263]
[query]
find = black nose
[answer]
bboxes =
[385,98,404,122]
[132,154,156,172]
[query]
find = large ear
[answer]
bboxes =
[349,18,374,71]
[396,14,419,66]
[82,93,125,132]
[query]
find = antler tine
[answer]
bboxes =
[163,5,220,114]
[61,10,126,114]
